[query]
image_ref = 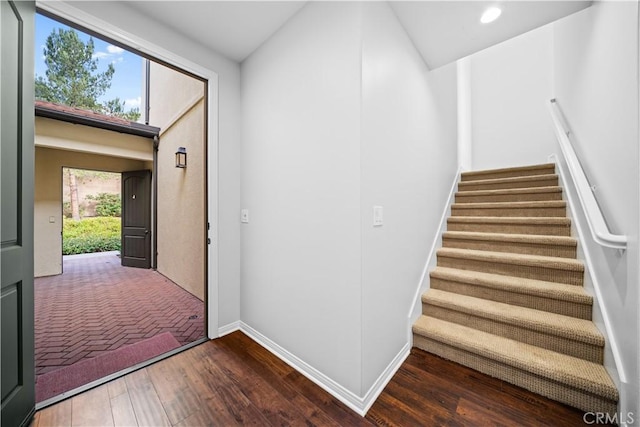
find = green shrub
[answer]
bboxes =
[63,236,121,255]
[86,192,121,217]
[63,217,121,255]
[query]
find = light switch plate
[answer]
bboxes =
[241,209,249,223]
[373,206,383,226]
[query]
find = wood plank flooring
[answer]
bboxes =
[32,331,587,426]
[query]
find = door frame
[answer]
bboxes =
[37,1,220,340]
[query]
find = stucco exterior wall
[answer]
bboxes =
[150,62,206,301]
[34,146,147,277]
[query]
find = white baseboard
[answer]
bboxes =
[217,321,241,337]
[360,341,411,414]
[238,321,409,416]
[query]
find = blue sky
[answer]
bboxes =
[35,13,142,111]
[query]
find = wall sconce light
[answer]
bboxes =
[175,147,187,168]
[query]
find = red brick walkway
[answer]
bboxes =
[35,252,205,376]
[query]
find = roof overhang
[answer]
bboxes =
[35,102,160,139]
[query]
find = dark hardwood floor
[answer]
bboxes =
[32,331,587,426]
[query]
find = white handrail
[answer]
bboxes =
[547,99,627,250]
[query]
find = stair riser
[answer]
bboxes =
[455,192,563,203]
[461,167,556,182]
[412,335,617,416]
[447,221,572,237]
[451,206,566,218]
[458,177,559,192]
[422,304,602,363]
[430,277,592,320]
[442,237,577,258]
[437,255,584,286]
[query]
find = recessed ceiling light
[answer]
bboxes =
[481,6,502,24]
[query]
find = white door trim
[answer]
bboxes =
[37,0,220,338]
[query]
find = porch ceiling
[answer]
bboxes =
[35,117,154,163]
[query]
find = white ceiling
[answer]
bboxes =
[389,1,592,69]
[125,1,307,62]
[123,1,591,67]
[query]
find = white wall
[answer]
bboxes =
[457,58,472,170]
[468,25,556,170]
[553,1,639,418]
[60,1,242,328]
[360,2,458,394]
[241,2,364,395]
[242,1,458,403]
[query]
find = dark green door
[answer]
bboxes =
[121,170,151,268]
[1,0,35,426]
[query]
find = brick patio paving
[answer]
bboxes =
[35,252,205,376]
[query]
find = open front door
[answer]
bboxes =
[121,170,151,268]
[1,0,36,425]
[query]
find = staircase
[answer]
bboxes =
[412,163,618,415]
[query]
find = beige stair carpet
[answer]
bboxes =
[413,163,618,416]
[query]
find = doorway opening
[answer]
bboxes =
[33,10,211,407]
[61,167,122,261]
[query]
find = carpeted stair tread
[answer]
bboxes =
[442,231,577,258]
[443,231,576,247]
[437,248,584,272]
[458,174,559,191]
[461,163,556,182]
[452,200,566,209]
[451,201,566,217]
[447,217,572,236]
[437,248,584,285]
[430,267,591,305]
[412,316,618,401]
[455,186,563,203]
[448,216,571,224]
[422,289,603,347]
[430,266,592,319]
[448,216,571,231]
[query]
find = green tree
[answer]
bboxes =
[102,97,140,122]
[35,28,139,121]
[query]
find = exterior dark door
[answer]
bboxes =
[1,0,36,426]
[121,170,151,268]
